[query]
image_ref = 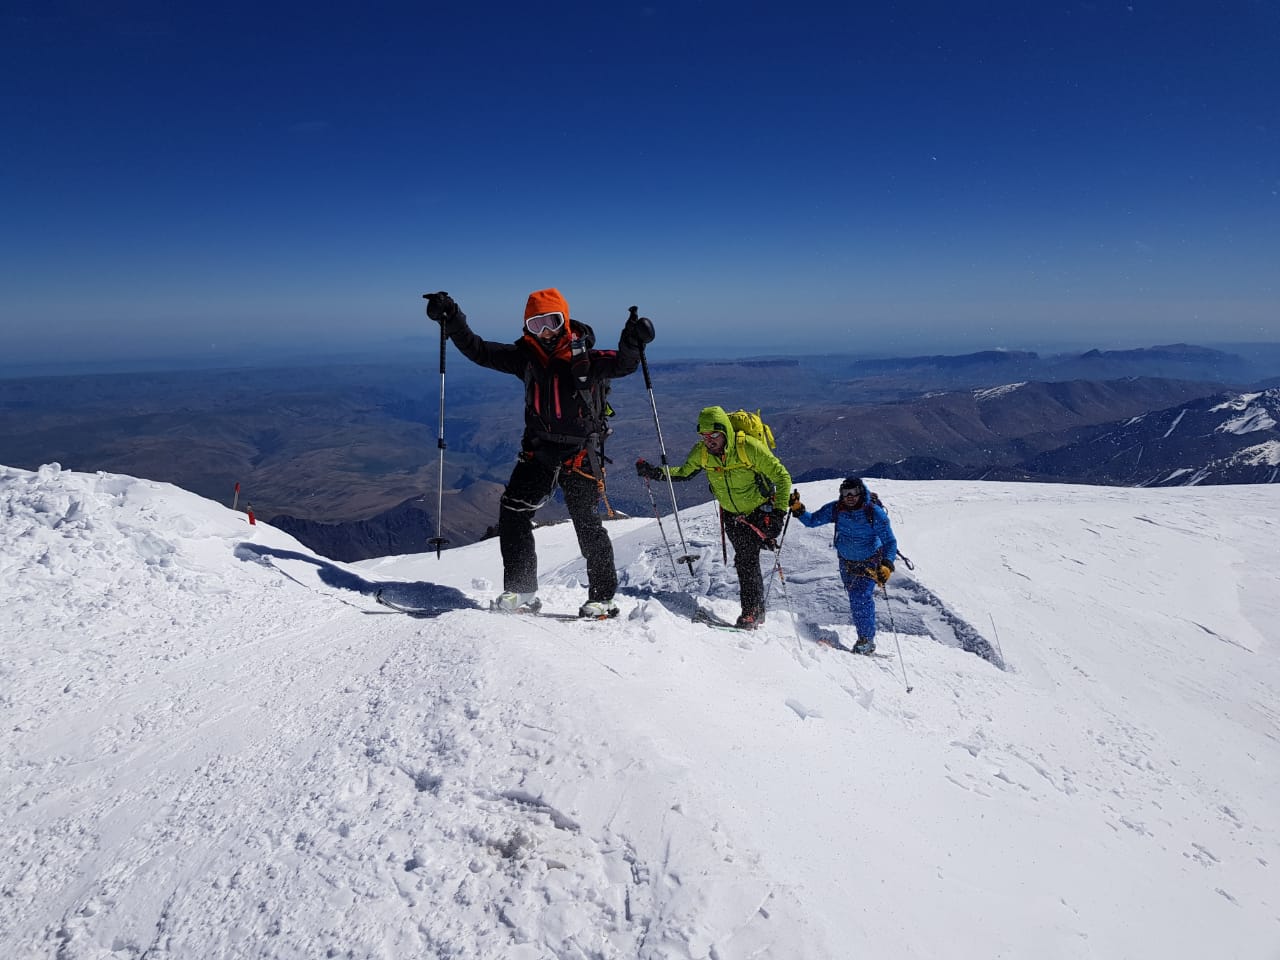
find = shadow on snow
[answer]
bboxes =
[233,543,480,619]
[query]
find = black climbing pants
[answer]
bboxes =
[498,455,617,602]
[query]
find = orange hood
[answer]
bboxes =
[524,288,572,337]
[523,287,576,362]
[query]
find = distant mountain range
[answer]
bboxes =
[804,342,1265,397]
[854,387,1280,488]
[3,342,1278,561]
[1021,388,1280,486]
[780,376,1222,486]
[288,376,1257,560]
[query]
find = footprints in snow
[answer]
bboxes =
[943,724,1253,908]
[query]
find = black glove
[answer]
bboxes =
[635,458,664,481]
[623,305,656,347]
[423,291,463,329]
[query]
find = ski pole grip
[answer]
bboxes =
[629,305,657,389]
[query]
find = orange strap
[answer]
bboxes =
[564,451,615,519]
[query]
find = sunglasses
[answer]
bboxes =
[525,311,565,336]
[841,488,864,499]
[700,431,725,442]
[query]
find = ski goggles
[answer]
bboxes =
[525,311,565,336]
[840,486,865,500]
[699,430,726,442]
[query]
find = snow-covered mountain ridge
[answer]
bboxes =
[1026,387,1280,487]
[2,462,1277,958]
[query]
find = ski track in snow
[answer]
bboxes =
[3,464,1279,958]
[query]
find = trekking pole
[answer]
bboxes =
[424,297,450,559]
[642,476,683,580]
[880,581,914,693]
[634,308,696,578]
[763,508,792,607]
[764,510,804,639]
[988,613,1006,666]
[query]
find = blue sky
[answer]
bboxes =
[2,1,1277,364]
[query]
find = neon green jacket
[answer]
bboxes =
[660,406,792,515]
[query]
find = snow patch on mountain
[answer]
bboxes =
[1216,406,1277,435]
[972,381,1026,401]
[1209,391,1264,412]
[1233,439,1280,468]
[1162,408,1187,438]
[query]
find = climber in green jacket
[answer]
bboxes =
[636,405,792,629]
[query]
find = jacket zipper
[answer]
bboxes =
[713,453,748,512]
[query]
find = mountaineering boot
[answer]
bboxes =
[493,591,541,614]
[578,598,619,619]
[851,636,877,655]
[734,607,765,630]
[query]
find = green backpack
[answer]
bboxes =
[700,409,779,503]
[726,408,776,451]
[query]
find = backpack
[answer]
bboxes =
[571,337,615,435]
[726,409,775,450]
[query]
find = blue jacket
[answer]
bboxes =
[797,499,898,565]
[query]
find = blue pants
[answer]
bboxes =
[839,562,878,640]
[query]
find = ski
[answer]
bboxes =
[814,638,894,659]
[375,590,438,617]
[488,598,620,622]
[805,625,894,658]
[691,606,758,632]
[498,609,611,622]
[814,635,853,653]
[376,590,617,622]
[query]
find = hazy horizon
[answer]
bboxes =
[4,329,1280,381]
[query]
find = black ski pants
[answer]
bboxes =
[723,506,780,616]
[498,454,617,602]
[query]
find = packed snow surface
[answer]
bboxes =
[2,462,1278,959]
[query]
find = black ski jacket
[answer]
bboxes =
[445,316,643,467]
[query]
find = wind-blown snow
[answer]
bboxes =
[2,463,1278,958]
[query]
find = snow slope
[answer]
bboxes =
[2,462,1277,959]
